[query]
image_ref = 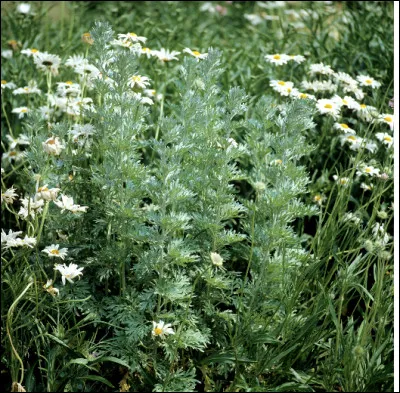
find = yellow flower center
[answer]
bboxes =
[360,104,367,109]
[31,49,38,53]
[347,136,357,141]
[65,81,73,85]
[342,99,348,105]
[384,116,392,122]
[340,123,349,129]
[50,249,60,255]
[273,55,281,60]
[299,93,308,99]
[38,187,49,192]
[154,327,163,335]
[83,33,91,38]
[21,109,27,112]
[278,81,285,86]
[275,159,282,164]
[192,50,201,56]
[324,104,333,109]
[314,195,321,201]
[24,87,29,91]
[340,179,347,184]
[365,168,372,173]
[287,88,292,93]
[365,79,372,84]
[383,136,392,142]
[132,76,141,82]
[129,33,137,37]
[142,47,151,53]
[1,80,6,84]
[47,139,56,145]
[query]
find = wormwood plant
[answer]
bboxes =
[1,15,393,392]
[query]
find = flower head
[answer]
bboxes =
[42,244,68,260]
[11,107,29,119]
[152,48,180,62]
[356,75,381,89]
[54,194,88,213]
[42,137,66,156]
[316,99,341,119]
[54,263,84,285]
[1,186,18,204]
[33,52,61,76]
[210,252,224,267]
[152,320,175,338]
[375,132,393,148]
[128,75,151,89]
[183,48,208,60]
[265,54,290,66]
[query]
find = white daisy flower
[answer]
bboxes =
[356,75,381,88]
[74,63,101,80]
[21,48,40,57]
[339,134,363,150]
[360,182,374,191]
[292,92,316,100]
[18,197,44,219]
[65,54,88,68]
[2,230,36,249]
[313,194,326,206]
[11,106,29,118]
[309,62,334,75]
[143,89,163,101]
[6,134,30,149]
[333,175,350,186]
[334,72,357,86]
[375,132,393,148]
[35,185,61,201]
[1,186,18,204]
[270,80,295,96]
[42,244,68,259]
[152,320,175,338]
[356,165,380,177]
[54,194,88,213]
[13,81,41,95]
[183,48,208,60]
[265,54,290,66]
[42,136,66,156]
[356,104,379,122]
[128,75,151,89]
[33,52,61,76]
[210,252,224,267]
[56,81,81,98]
[2,150,25,163]
[65,97,95,116]
[288,54,306,64]
[301,80,337,93]
[152,48,180,62]
[334,122,356,134]
[1,229,23,245]
[376,114,394,130]
[1,80,17,91]
[54,263,84,285]
[117,32,147,44]
[316,99,341,118]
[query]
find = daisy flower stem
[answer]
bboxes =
[2,161,27,180]
[2,99,14,138]
[36,201,50,245]
[154,97,164,142]
[6,280,34,385]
